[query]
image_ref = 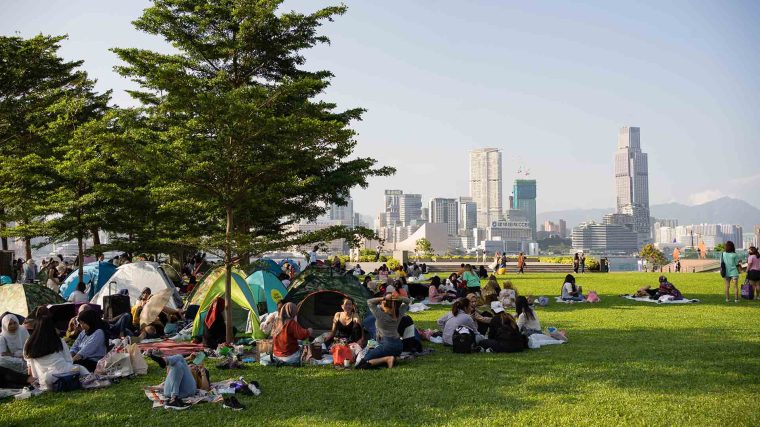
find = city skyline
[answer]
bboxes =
[2,1,759,216]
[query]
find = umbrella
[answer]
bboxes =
[139,288,173,327]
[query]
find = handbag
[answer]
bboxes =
[52,372,82,392]
[331,344,354,366]
[720,253,727,278]
[741,279,754,300]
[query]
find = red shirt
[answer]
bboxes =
[273,320,310,357]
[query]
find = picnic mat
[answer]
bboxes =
[0,388,23,399]
[554,297,588,304]
[138,340,206,356]
[419,299,453,305]
[144,379,235,408]
[621,295,699,304]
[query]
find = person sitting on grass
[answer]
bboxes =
[0,314,29,375]
[24,307,90,391]
[478,302,527,353]
[462,264,482,295]
[265,302,312,366]
[70,309,109,372]
[656,276,683,300]
[428,276,453,303]
[482,275,501,304]
[67,281,89,304]
[498,280,518,308]
[356,294,411,369]
[147,351,209,411]
[466,293,494,335]
[437,298,480,346]
[561,274,585,301]
[478,265,489,279]
[324,298,364,347]
[515,296,541,336]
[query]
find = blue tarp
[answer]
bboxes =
[59,261,117,300]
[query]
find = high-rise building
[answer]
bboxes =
[572,222,638,254]
[755,225,760,249]
[469,148,503,228]
[559,219,567,237]
[429,198,458,236]
[614,126,650,242]
[328,196,354,225]
[398,194,422,226]
[457,197,477,236]
[383,190,403,227]
[512,179,537,239]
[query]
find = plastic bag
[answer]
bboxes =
[128,343,148,375]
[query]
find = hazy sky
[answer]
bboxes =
[3,0,759,218]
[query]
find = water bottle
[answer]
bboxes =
[14,387,32,400]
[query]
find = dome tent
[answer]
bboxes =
[189,265,263,339]
[0,283,65,317]
[282,266,372,335]
[90,262,181,309]
[59,261,117,300]
[245,270,287,314]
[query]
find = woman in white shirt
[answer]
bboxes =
[24,308,89,391]
[561,274,585,301]
[67,281,90,303]
[515,296,541,336]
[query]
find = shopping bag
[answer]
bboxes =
[128,343,148,375]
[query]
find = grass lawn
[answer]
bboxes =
[2,272,758,426]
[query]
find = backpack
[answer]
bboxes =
[52,372,82,392]
[586,291,600,303]
[741,279,754,300]
[452,326,475,354]
[537,296,549,306]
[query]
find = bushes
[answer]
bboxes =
[539,257,574,264]
[386,257,400,270]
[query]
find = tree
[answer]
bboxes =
[114,0,394,342]
[416,238,433,257]
[0,35,85,258]
[640,244,668,269]
[714,243,726,253]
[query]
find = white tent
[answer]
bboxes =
[91,261,181,309]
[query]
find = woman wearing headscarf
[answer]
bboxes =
[202,297,227,349]
[70,309,109,371]
[268,302,312,366]
[0,314,30,374]
[24,307,89,391]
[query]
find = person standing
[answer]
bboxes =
[745,246,760,301]
[573,253,580,274]
[580,253,586,274]
[307,245,318,265]
[22,259,37,283]
[517,252,526,274]
[721,241,741,303]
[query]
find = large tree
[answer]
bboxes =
[114,0,393,342]
[0,35,85,258]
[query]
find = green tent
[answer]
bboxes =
[0,283,65,317]
[282,266,372,335]
[189,266,263,339]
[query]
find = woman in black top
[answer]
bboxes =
[478,302,527,353]
[325,298,364,347]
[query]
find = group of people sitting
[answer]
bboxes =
[436,290,541,353]
[634,276,684,301]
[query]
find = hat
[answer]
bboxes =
[658,275,667,283]
[490,301,505,314]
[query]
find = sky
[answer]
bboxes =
[3,0,759,219]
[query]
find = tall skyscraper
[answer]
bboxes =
[469,148,502,228]
[512,179,537,239]
[383,190,402,227]
[399,194,422,226]
[328,195,354,225]
[615,127,650,242]
[458,197,477,235]
[429,198,458,236]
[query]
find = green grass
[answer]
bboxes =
[2,272,758,426]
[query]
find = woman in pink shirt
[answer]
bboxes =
[747,246,760,300]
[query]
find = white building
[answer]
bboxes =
[328,196,354,225]
[572,222,638,254]
[458,197,477,236]
[399,194,422,226]
[469,148,503,229]
[429,198,458,236]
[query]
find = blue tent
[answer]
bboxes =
[59,261,118,300]
[278,258,302,274]
[246,270,287,313]
[251,258,282,277]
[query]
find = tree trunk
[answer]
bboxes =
[91,228,101,246]
[0,208,7,250]
[224,206,234,344]
[24,237,32,260]
[77,230,85,287]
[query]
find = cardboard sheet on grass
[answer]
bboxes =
[621,295,700,304]
[144,379,237,408]
[138,340,206,356]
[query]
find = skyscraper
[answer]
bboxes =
[399,194,422,226]
[328,195,354,225]
[512,179,537,239]
[457,197,477,235]
[429,198,458,236]
[615,127,650,242]
[469,148,502,228]
[383,190,402,227]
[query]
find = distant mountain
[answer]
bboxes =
[538,197,760,231]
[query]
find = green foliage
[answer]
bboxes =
[640,243,668,268]
[386,257,400,270]
[714,243,726,253]
[415,238,433,256]
[538,256,574,264]
[2,273,758,426]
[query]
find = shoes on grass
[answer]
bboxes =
[164,397,189,410]
[223,396,245,411]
